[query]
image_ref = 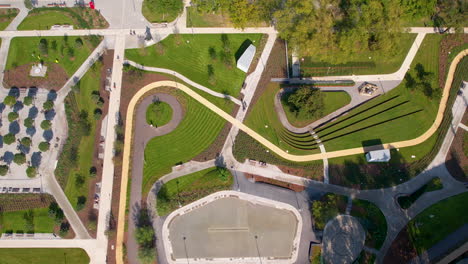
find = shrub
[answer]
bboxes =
[43,100,54,110]
[0,165,8,176]
[3,95,16,107]
[51,40,58,51]
[75,173,85,188]
[59,222,70,237]
[91,91,101,102]
[76,195,86,211]
[75,38,84,48]
[13,153,26,165]
[89,166,97,178]
[20,137,32,147]
[23,96,33,106]
[7,112,18,122]
[94,108,102,120]
[40,120,52,130]
[135,226,155,248]
[38,38,48,55]
[26,166,36,178]
[48,202,64,223]
[39,141,50,152]
[3,133,15,145]
[24,118,34,128]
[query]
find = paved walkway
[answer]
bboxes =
[127,93,183,264]
[124,60,242,105]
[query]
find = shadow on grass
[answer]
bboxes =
[235,39,253,62]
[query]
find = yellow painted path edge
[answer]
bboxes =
[116,50,467,263]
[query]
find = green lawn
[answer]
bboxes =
[142,0,183,23]
[142,90,230,195]
[311,193,347,230]
[397,177,443,209]
[233,131,324,179]
[0,208,56,234]
[157,167,233,216]
[282,90,351,128]
[0,8,18,30]
[350,199,387,249]
[60,64,102,210]
[300,33,417,76]
[187,7,268,28]
[6,36,100,76]
[317,34,443,152]
[407,192,468,253]
[0,248,89,264]
[146,101,173,127]
[17,7,108,30]
[245,83,320,155]
[125,33,264,97]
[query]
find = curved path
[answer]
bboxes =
[126,93,183,264]
[124,60,242,106]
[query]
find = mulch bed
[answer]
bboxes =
[4,63,69,90]
[244,173,305,192]
[73,51,112,239]
[383,227,418,264]
[0,193,55,212]
[438,34,468,88]
[445,111,468,182]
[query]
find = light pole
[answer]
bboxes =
[254,235,262,264]
[183,236,190,264]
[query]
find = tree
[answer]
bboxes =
[67,47,75,58]
[38,38,48,55]
[208,46,217,60]
[207,64,216,85]
[91,91,101,102]
[51,40,58,51]
[287,87,324,118]
[401,0,436,19]
[75,38,84,48]
[3,133,15,145]
[138,247,156,264]
[0,165,8,176]
[75,173,85,188]
[39,141,50,152]
[8,112,18,122]
[135,226,155,248]
[3,95,16,107]
[13,153,26,165]
[40,120,52,130]
[94,108,102,120]
[227,0,261,29]
[23,96,33,106]
[24,118,34,128]
[76,195,86,211]
[434,0,467,32]
[43,100,54,110]
[26,166,36,178]
[146,0,183,21]
[20,137,32,147]
[24,0,33,9]
[48,202,64,223]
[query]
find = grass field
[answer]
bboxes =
[397,177,443,209]
[125,34,264,97]
[187,7,268,28]
[156,167,233,216]
[245,83,320,155]
[350,199,387,249]
[0,208,56,234]
[17,7,108,30]
[282,90,351,128]
[6,36,100,76]
[142,0,183,23]
[407,192,468,253]
[316,34,443,152]
[142,90,229,195]
[146,101,173,127]
[300,34,416,76]
[0,8,18,30]
[60,64,102,210]
[0,248,89,264]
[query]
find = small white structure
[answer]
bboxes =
[29,63,47,77]
[366,149,391,162]
[236,44,256,73]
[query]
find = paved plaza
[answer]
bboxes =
[163,191,302,264]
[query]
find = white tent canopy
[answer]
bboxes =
[366,149,391,162]
[236,44,256,73]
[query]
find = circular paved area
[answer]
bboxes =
[322,215,365,264]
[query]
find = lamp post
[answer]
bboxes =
[183,236,190,264]
[254,235,262,264]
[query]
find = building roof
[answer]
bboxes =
[236,44,256,73]
[366,149,391,162]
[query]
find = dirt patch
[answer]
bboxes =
[4,63,69,90]
[439,34,468,88]
[445,124,468,182]
[244,173,305,192]
[0,193,54,212]
[383,227,418,264]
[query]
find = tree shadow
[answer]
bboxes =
[31,152,42,168]
[44,109,56,121]
[26,127,36,137]
[43,130,53,142]
[2,151,14,164]
[13,101,23,112]
[0,103,5,113]
[47,90,57,101]
[28,106,38,119]
[9,121,20,135]
[27,87,38,98]
[8,87,19,97]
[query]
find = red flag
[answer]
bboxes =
[89,1,95,9]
